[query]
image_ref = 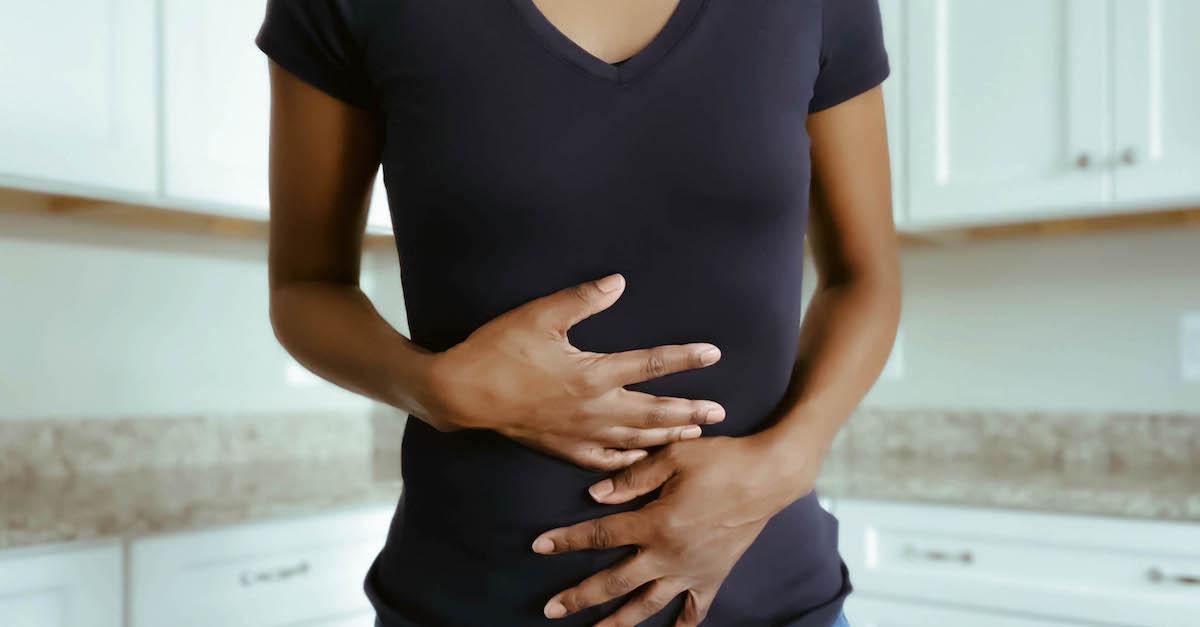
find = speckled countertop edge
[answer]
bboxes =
[3,408,1199,550]
[0,454,404,550]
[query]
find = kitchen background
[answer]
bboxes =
[1,1,1198,626]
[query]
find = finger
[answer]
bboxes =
[531,511,645,555]
[603,390,726,428]
[592,343,722,386]
[600,424,703,451]
[674,588,715,627]
[576,447,649,472]
[530,273,626,337]
[595,580,684,627]
[588,451,676,504]
[543,554,656,619]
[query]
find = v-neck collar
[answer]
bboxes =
[508,0,709,84]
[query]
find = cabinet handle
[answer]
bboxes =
[1146,567,1200,586]
[239,560,311,587]
[901,544,974,565]
[1074,153,1092,169]
[1119,147,1137,166]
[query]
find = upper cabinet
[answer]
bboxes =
[161,0,393,232]
[899,0,1200,228]
[904,0,1111,227]
[162,0,273,218]
[0,0,157,196]
[0,1,1194,235]
[1111,0,1200,209]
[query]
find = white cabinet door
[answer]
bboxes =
[162,0,273,217]
[0,0,156,195]
[905,0,1110,227]
[879,0,906,227]
[163,0,392,232]
[844,596,1090,627]
[1112,0,1200,208]
[131,505,393,627]
[838,499,1200,627]
[0,541,123,627]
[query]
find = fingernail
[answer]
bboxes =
[544,600,567,619]
[704,406,726,424]
[699,346,721,365]
[589,479,614,500]
[597,273,624,292]
[682,425,702,439]
[532,536,555,554]
[627,449,648,462]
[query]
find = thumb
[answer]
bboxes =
[531,273,625,338]
[588,450,675,504]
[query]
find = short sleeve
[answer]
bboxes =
[254,0,376,110]
[807,0,891,114]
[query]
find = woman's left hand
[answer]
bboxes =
[531,433,822,626]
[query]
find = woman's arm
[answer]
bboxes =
[530,84,900,626]
[753,72,902,478]
[265,61,727,467]
[264,59,444,425]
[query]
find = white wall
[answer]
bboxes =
[855,227,1200,413]
[4,184,1196,420]
[0,190,407,420]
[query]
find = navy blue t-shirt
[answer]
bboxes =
[257,1,889,625]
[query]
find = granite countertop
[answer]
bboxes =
[2,408,1198,551]
[0,453,404,550]
[5,450,1199,551]
[816,458,1200,522]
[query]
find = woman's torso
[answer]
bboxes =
[258,0,887,624]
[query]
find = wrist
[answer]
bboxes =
[746,420,833,501]
[387,346,462,431]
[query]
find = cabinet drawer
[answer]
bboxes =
[845,595,1090,627]
[131,505,394,627]
[0,541,123,627]
[837,499,1200,627]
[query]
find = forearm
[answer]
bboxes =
[269,280,449,429]
[752,272,900,470]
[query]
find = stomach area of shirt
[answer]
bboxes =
[376,444,844,626]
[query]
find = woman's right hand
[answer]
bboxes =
[422,273,726,471]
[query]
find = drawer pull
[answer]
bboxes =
[239,560,311,587]
[1146,567,1200,586]
[901,544,974,565]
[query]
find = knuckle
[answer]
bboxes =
[644,398,669,427]
[643,348,669,379]
[569,368,604,397]
[588,521,613,549]
[619,434,643,450]
[571,283,594,307]
[603,572,633,596]
[614,466,638,490]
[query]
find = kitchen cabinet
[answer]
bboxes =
[1112,0,1200,209]
[161,0,393,233]
[844,596,1088,627]
[904,0,1110,227]
[0,541,123,627]
[130,504,393,627]
[837,498,1200,627]
[0,0,157,196]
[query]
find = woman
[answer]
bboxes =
[256,0,899,625]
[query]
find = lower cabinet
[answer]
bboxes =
[130,505,393,627]
[837,499,1200,627]
[0,541,123,627]
[844,596,1084,627]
